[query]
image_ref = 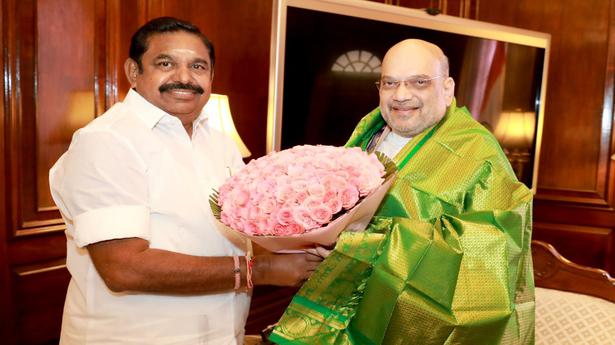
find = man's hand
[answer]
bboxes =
[252,252,323,286]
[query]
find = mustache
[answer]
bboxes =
[159,82,204,94]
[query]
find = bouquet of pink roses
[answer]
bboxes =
[210,145,395,251]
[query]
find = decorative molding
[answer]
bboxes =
[105,0,122,108]
[533,221,614,274]
[3,0,103,239]
[13,258,66,277]
[535,187,611,207]
[15,224,65,238]
[607,0,615,207]
[1,2,17,342]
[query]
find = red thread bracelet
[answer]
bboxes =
[232,255,241,290]
[245,255,254,289]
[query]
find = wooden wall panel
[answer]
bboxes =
[13,263,70,345]
[533,222,614,271]
[4,0,102,236]
[244,286,298,335]
[476,0,615,276]
[480,0,613,204]
[1,0,104,343]
[36,0,96,212]
[105,0,147,105]
[0,0,16,341]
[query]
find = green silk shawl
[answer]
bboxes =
[271,99,535,345]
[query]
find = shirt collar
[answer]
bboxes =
[193,107,209,128]
[123,89,209,130]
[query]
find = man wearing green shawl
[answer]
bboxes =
[270,39,534,344]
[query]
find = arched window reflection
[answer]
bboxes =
[331,50,381,73]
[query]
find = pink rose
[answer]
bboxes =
[249,191,264,205]
[292,206,319,230]
[256,179,277,194]
[323,191,343,214]
[258,197,277,214]
[294,191,309,205]
[254,219,272,235]
[287,164,303,176]
[309,205,333,224]
[291,179,309,193]
[242,220,259,235]
[334,170,350,180]
[352,175,384,196]
[275,184,295,203]
[322,175,346,190]
[368,154,385,175]
[248,206,260,220]
[307,182,325,197]
[231,188,250,207]
[340,185,360,210]
[238,206,250,220]
[220,212,230,225]
[274,222,305,235]
[302,195,324,209]
[276,207,294,226]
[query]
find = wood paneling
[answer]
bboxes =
[2,0,103,343]
[476,0,615,277]
[13,263,69,345]
[533,222,614,271]
[245,286,297,335]
[480,0,613,205]
[4,0,103,237]
[0,0,15,341]
[105,0,147,104]
[36,0,96,212]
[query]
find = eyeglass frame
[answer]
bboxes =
[375,75,444,91]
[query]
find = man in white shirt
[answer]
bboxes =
[49,17,321,345]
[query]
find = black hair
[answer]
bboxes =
[129,16,215,72]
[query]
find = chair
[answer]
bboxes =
[532,240,615,344]
[244,335,263,345]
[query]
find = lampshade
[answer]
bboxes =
[66,90,94,129]
[494,110,536,150]
[204,94,251,158]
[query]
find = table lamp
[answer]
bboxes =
[204,94,251,158]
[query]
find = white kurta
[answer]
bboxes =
[50,89,250,344]
[377,130,412,158]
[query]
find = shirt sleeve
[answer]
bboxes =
[54,129,150,247]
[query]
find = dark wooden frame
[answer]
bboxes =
[532,240,615,302]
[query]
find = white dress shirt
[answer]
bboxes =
[50,89,249,345]
[377,130,412,159]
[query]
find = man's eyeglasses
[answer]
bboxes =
[375,75,443,91]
